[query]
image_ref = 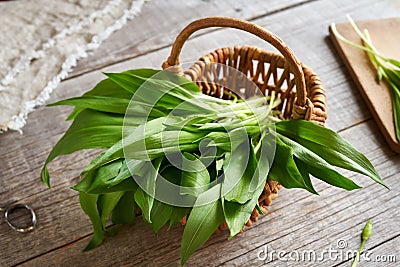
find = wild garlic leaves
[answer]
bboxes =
[41,68,385,265]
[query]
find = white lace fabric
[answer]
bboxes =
[0,0,145,133]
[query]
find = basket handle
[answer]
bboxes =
[162,16,308,107]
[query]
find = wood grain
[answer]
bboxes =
[350,235,400,266]
[17,122,399,267]
[1,0,399,266]
[69,0,313,78]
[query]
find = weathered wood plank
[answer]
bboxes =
[69,0,313,78]
[1,0,399,266]
[340,235,400,267]
[221,177,399,266]
[9,121,399,267]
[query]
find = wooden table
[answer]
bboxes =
[1,0,399,266]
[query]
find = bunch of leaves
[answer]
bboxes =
[331,16,400,142]
[41,68,386,266]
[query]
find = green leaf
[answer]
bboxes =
[105,72,215,115]
[50,96,131,114]
[133,158,163,223]
[103,69,159,95]
[385,68,400,86]
[222,139,258,203]
[278,134,361,191]
[148,200,173,233]
[202,127,248,152]
[80,76,134,99]
[163,115,213,132]
[222,186,263,238]
[180,153,210,197]
[275,120,387,188]
[168,207,190,229]
[143,69,201,93]
[160,165,182,185]
[100,68,161,98]
[151,164,198,217]
[51,96,167,119]
[376,66,383,82]
[72,160,123,193]
[73,160,139,194]
[255,204,264,215]
[98,192,124,228]
[223,134,273,237]
[106,159,145,188]
[88,179,138,194]
[105,72,186,108]
[64,78,133,120]
[386,78,400,142]
[41,109,126,187]
[390,86,400,141]
[134,188,152,223]
[268,137,311,192]
[300,157,361,190]
[81,117,169,174]
[253,131,275,187]
[123,68,162,78]
[66,107,85,121]
[79,192,104,251]
[180,185,224,266]
[294,158,319,195]
[157,165,191,230]
[112,191,137,224]
[124,130,204,160]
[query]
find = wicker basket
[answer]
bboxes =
[162,17,327,230]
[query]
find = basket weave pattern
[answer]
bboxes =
[184,45,326,123]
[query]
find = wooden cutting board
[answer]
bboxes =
[329,18,400,153]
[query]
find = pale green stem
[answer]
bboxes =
[253,130,266,154]
[351,239,366,267]
[351,220,372,267]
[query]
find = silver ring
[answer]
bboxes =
[4,204,36,233]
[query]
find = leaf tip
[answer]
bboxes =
[40,166,51,188]
[180,253,189,267]
[381,181,390,190]
[304,184,319,195]
[103,72,116,78]
[70,185,79,191]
